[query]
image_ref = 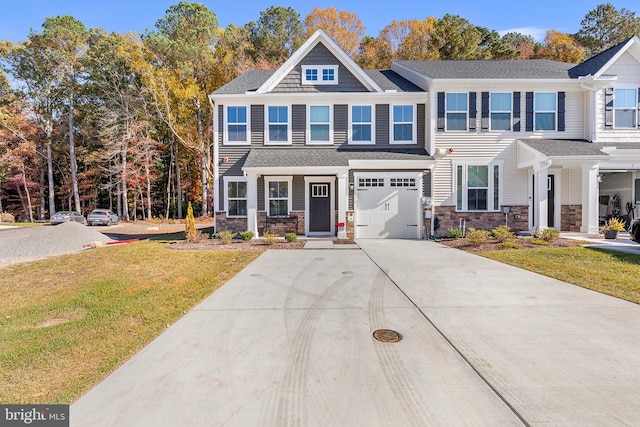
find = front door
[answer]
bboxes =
[309,183,331,233]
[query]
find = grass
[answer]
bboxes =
[478,246,640,304]
[0,240,262,404]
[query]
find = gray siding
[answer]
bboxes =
[272,44,368,93]
[292,104,306,145]
[376,104,389,145]
[251,105,264,145]
[258,176,265,211]
[334,104,348,144]
[423,169,431,197]
[217,147,250,207]
[292,176,305,211]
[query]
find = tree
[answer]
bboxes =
[305,7,365,59]
[432,14,484,60]
[246,6,305,67]
[396,18,439,60]
[577,3,640,56]
[535,30,585,63]
[356,35,392,69]
[476,27,519,59]
[142,2,219,216]
[501,32,536,59]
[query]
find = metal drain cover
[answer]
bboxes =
[372,329,402,343]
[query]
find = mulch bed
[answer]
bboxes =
[167,238,306,250]
[435,237,590,252]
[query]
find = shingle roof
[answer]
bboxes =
[519,139,608,157]
[212,70,274,95]
[244,147,432,168]
[395,60,575,80]
[569,37,633,78]
[363,70,423,92]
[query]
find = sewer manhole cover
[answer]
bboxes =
[372,329,402,343]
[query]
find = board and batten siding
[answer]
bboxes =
[272,44,368,93]
[561,168,583,205]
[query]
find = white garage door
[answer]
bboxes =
[355,174,421,239]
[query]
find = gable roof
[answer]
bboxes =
[213,70,274,95]
[394,59,575,80]
[256,29,383,93]
[569,35,640,79]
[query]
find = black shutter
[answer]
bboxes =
[526,92,534,132]
[468,92,477,132]
[513,92,521,132]
[481,91,489,131]
[604,87,614,129]
[437,92,445,132]
[557,92,565,132]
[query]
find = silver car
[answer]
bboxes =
[50,211,87,225]
[87,209,119,226]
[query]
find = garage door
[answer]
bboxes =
[355,175,420,239]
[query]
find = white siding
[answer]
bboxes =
[561,168,582,205]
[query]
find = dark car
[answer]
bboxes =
[87,209,119,226]
[630,218,640,243]
[50,211,86,225]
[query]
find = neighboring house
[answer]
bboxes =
[210,31,640,239]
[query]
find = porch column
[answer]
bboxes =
[535,165,549,230]
[337,171,348,239]
[580,163,600,234]
[245,172,259,238]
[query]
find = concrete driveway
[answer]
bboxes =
[71,240,640,426]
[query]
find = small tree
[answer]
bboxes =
[184,201,202,242]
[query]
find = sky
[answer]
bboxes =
[0,0,639,43]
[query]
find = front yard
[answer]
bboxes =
[0,240,262,404]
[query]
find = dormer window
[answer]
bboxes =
[302,65,338,85]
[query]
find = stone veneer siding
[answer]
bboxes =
[561,205,582,232]
[215,212,247,234]
[429,206,529,237]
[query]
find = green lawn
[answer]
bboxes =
[0,240,262,404]
[478,246,640,304]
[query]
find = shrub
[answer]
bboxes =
[216,230,236,244]
[465,227,491,246]
[240,230,254,241]
[184,202,202,242]
[448,227,463,238]
[530,239,550,246]
[1,212,15,223]
[492,225,515,242]
[284,232,298,242]
[261,231,279,245]
[536,228,560,242]
[498,241,521,249]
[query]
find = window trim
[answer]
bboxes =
[223,176,248,218]
[446,93,468,132]
[613,87,638,129]
[534,92,557,131]
[265,176,293,217]
[490,92,512,131]
[348,104,375,145]
[301,65,339,85]
[390,104,417,144]
[306,104,333,145]
[223,105,250,145]
[453,161,503,212]
[264,105,291,145]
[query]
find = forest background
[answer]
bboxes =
[0,2,638,221]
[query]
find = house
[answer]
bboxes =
[209,31,640,239]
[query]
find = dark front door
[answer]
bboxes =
[309,183,331,232]
[548,175,555,228]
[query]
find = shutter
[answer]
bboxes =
[481,91,489,131]
[526,92,534,132]
[558,92,565,132]
[437,92,445,132]
[637,88,640,127]
[468,92,477,132]
[604,87,614,129]
[513,92,521,132]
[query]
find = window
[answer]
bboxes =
[266,178,291,216]
[455,163,501,211]
[534,92,556,131]
[302,65,338,85]
[225,106,248,144]
[614,89,637,128]
[390,178,416,187]
[225,179,247,217]
[490,93,511,131]
[308,105,332,143]
[358,178,384,187]
[266,106,289,144]
[350,105,373,143]
[392,105,415,143]
[447,93,468,131]
[312,184,328,197]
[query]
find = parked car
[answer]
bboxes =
[630,218,640,243]
[87,209,119,226]
[50,211,86,225]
